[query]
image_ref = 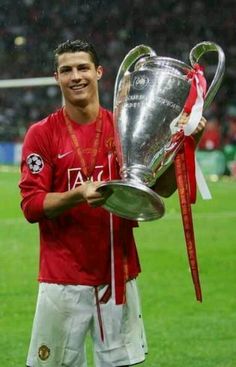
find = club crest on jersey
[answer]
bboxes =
[38,344,50,361]
[27,153,44,174]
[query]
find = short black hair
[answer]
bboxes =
[54,39,100,70]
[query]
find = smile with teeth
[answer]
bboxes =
[70,84,87,91]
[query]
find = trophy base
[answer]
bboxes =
[97,180,165,221]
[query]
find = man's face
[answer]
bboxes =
[55,51,103,107]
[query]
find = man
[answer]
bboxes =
[19,39,205,367]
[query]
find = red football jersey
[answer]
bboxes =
[19,107,141,293]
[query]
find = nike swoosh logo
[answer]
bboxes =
[57,151,73,159]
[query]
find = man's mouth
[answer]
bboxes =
[70,83,87,91]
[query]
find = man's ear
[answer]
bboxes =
[96,65,103,80]
[54,71,59,82]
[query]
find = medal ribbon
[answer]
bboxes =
[183,63,207,204]
[174,64,206,302]
[174,145,202,302]
[63,107,103,178]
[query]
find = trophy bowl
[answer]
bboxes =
[98,180,165,221]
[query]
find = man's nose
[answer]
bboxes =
[71,68,81,80]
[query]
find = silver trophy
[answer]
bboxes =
[98,42,225,221]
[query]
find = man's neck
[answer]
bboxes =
[64,101,100,124]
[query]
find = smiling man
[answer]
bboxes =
[19,39,206,367]
[19,40,148,367]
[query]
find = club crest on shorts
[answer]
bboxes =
[38,344,50,361]
[26,153,44,174]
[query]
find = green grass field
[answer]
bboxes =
[0,167,236,366]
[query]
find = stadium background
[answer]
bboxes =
[0,0,236,176]
[0,1,236,366]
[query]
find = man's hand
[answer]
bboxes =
[153,112,207,198]
[80,181,109,207]
[178,112,207,135]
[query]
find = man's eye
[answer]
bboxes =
[79,66,90,71]
[60,69,70,73]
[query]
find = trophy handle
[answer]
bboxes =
[113,44,156,109]
[189,41,225,110]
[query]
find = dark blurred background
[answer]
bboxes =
[0,0,236,175]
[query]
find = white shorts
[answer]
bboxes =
[26,279,147,367]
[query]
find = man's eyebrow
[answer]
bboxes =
[59,62,91,70]
[77,63,91,68]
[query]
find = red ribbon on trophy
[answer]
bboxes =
[174,64,207,302]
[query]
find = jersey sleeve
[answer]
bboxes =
[19,122,53,223]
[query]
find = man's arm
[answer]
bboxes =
[43,181,107,218]
[19,124,108,222]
